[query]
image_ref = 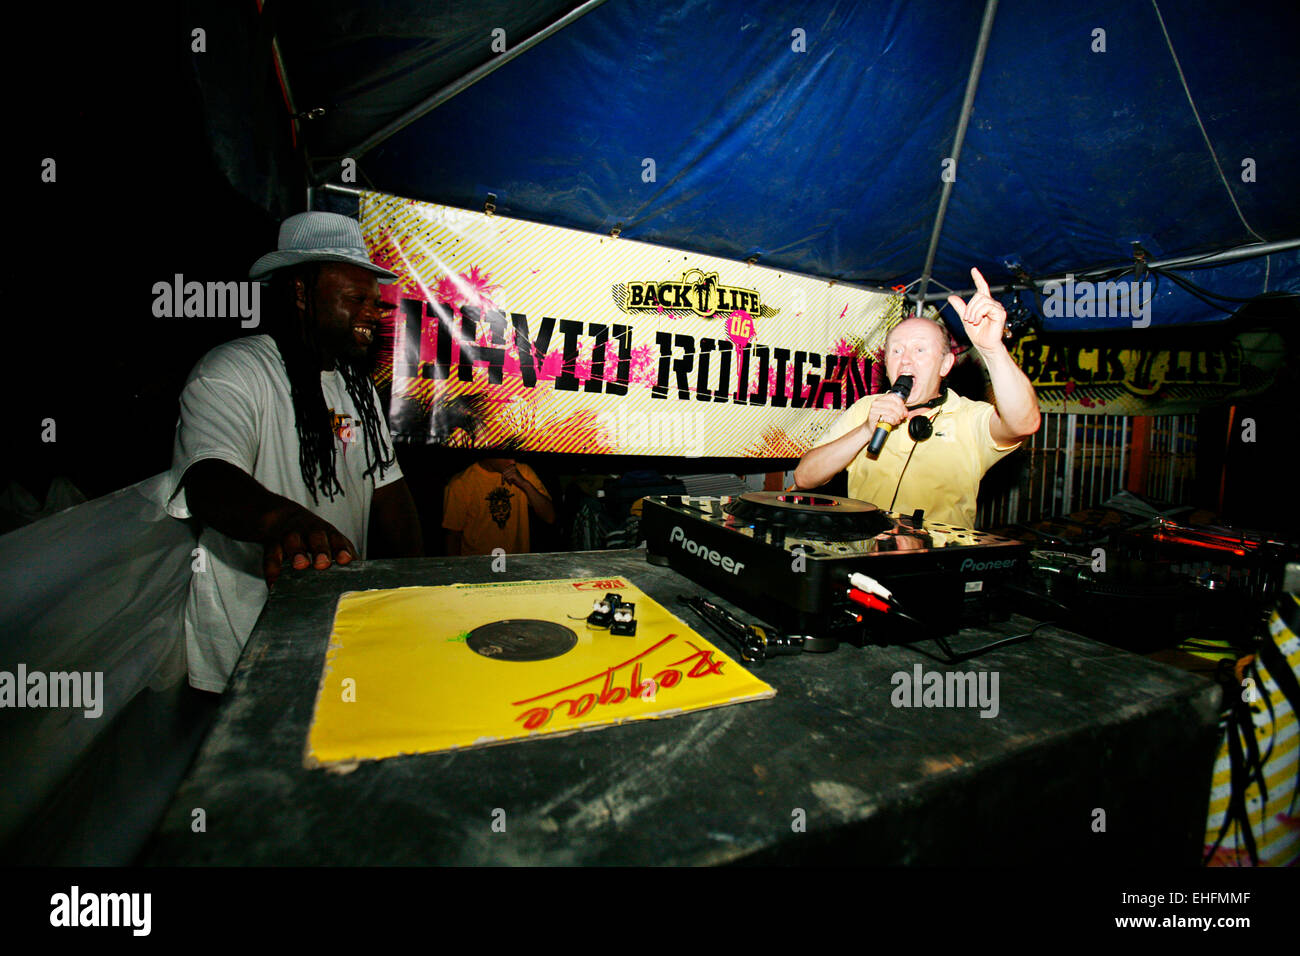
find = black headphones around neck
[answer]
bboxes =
[887,386,949,513]
[903,386,948,442]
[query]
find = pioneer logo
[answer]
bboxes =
[669,526,746,575]
[960,557,1017,572]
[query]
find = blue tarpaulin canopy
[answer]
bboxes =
[238,0,1300,332]
[6,1,1297,868]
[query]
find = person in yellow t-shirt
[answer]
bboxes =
[443,458,556,556]
[793,268,1041,530]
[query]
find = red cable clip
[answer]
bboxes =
[846,588,891,613]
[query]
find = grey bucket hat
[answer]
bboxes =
[249,211,398,282]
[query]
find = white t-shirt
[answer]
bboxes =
[163,335,403,691]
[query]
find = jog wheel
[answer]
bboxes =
[724,491,893,539]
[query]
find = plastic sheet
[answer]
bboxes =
[0,473,197,858]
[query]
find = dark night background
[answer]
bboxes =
[8,2,1297,541]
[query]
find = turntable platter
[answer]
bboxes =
[724,491,893,538]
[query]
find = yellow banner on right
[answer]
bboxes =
[1011,328,1284,415]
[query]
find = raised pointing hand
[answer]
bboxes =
[946,267,1007,351]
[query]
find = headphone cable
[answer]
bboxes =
[888,441,919,513]
[886,407,940,513]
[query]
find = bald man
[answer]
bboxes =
[794,268,1041,529]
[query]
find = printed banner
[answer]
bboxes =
[1012,329,1286,415]
[305,577,775,766]
[360,191,903,456]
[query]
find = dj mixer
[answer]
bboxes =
[643,492,1029,653]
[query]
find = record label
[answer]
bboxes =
[467,620,578,661]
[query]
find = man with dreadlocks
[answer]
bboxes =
[164,212,423,692]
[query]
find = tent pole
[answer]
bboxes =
[920,237,1300,301]
[913,0,1000,314]
[338,0,611,164]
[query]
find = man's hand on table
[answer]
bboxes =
[262,505,358,587]
[182,460,361,588]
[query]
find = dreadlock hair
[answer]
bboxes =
[264,263,397,504]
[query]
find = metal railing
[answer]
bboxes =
[977,413,1196,528]
[1145,414,1198,505]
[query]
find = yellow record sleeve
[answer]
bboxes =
[305,576,775,767]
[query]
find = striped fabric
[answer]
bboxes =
[1204,596,1300,866]
[250,211,398,281]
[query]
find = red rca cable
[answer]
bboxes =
[846,587,891,614]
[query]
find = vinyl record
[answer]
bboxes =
[732,491,881,513]
[1030,550,1093,570]
[724,491,893,537]
[467,619,579,662]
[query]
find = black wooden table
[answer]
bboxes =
[142,549,1222,865]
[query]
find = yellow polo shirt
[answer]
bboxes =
[812,391,1020,529]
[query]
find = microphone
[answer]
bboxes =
[866,375,913,457]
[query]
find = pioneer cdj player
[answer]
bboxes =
[643,492,1029,653]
